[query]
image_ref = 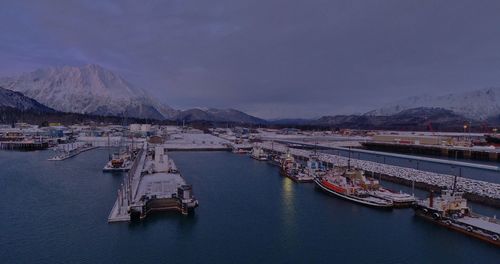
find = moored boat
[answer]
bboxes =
[414,189,500,246]
[369,188,416,207]
[314,170,393,208]
[103,151,133,172]
[279,152,314,183]
[250,146,268,161]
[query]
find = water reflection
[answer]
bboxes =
[280,178,298,246]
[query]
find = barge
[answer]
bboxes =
[414,188,500,246]
[108,143,198,222]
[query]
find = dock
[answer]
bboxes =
[48,144,97,161]
[0,141,49,150]
[259,142,500,207]
[108,143,198,223]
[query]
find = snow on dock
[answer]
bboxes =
[48,143,97,161]
[108,143,198,223]
[164,133,231,150]
[259,142,500,201]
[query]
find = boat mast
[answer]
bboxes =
[347,146,351,170]
[452,167,460,194]
[107,133,111,160]
[452,152,459,194]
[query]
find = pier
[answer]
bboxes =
[108,143,198,222]
[48,143,97,161]
[259,142,500,207]
[0,141,48,150]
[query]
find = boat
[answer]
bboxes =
[354,170,416,207]
[232,147,250,154]
[250,146,268,161]
[369,188,416,207]
[103,150,133,172]
[314,168,393,208]
[279,152,314,183]
[414,188,500,246]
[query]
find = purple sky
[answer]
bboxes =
[1,0,500,118]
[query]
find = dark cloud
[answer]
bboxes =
[1,0,500,118]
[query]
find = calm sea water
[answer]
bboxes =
[0,149,499,264]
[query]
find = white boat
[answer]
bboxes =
[250,146,268,161]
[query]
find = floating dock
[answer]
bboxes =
[108,143,198,223]
[48,144,97,161]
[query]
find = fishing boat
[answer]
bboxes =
[279,152,314,183]
[103,151,133,172]
[314,168,393,208]
[250,146,268,161]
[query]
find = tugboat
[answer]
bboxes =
[413,175,500,246]
[103,150,133,172]
[250,146,268,161]
[314,167,393,208]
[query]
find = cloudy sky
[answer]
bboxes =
[1,0,500,118]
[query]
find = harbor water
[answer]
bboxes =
[0,149,499,263]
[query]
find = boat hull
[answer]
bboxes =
[280,168,313,183]
[413,205,500,247]
[314,179,393,208]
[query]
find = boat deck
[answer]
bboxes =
[456,217,500,234]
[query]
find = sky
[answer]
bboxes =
[1,0,500,119]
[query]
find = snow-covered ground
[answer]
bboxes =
[165,133,231,150]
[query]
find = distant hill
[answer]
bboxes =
[0,86,55,113]
[365,87,500,120]
[175,108,266,124]
[270,107,472,131]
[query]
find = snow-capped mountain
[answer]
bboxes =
[365,87,500,120]
[0,86,55,113]
[175,108,266,124]
[0,64,175,119]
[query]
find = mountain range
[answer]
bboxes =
[365,87,500,120]
[0,64,263,124]
[0,64,174,119]
[1,64,499,129]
